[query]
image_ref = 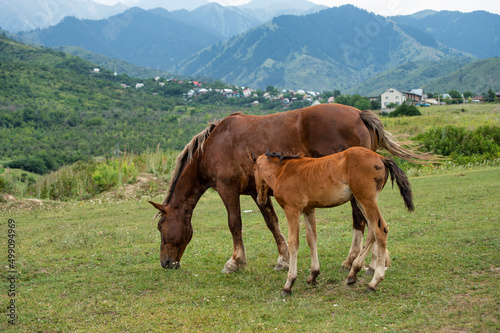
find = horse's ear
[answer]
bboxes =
[149,201,167,213]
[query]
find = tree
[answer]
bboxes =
[448,90,462,104]
[354,98,371,110]
[463,91,474,99]
[486,88,498,103]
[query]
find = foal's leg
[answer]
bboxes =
[341,199,365,270]
[304,209,320,285]
[282,207,301,294]
[347,200,388,291]
[218,188,247,274]
[251,194,289,270]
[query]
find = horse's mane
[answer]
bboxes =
[162,120,220,205]
[265,150,301,164]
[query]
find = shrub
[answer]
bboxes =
[388,104,422,117]
[415,125,500,164]
[4,157,48,174]
[92,160,138,192]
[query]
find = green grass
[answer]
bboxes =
[381,103,500,137]
[1,165,498,332]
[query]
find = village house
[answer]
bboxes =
[381,88,424,110]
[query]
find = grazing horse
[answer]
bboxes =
[148,104,421,274]
[254,148,414,294]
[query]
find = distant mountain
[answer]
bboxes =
[0,0,127,33]
[423,57,500,94]
[175,5,472,91]
[240,0,327,22]
[169,3,262,38]
[22,7,226,70]
[345,58,474,96]
[391,10,500,59]
[121,0,210,11]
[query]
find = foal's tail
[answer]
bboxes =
[382,157,414,212]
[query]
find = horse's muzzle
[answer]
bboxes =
[161,258,180,269]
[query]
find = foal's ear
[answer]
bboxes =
[246,147,257,162]
[149,201,167,213]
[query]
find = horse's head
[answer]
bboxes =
[149,201,193,269]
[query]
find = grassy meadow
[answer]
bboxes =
[1,104,499,332]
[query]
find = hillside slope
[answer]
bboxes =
[423,57,500,94]
[0,34,232,162]
[345,58,473,96]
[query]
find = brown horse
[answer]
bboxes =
[149,104,421,274]
[254,148,414,293]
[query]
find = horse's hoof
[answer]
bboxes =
[274,260,289,271]
[347,277,357,285]
[222,260,239,274]
[282,289,292,296]
[365,286,377,293]
[366,267,375,276]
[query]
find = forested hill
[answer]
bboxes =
[391,10,500,59]
[175,5,472,91]
[0,33,242,165]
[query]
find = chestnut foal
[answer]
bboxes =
[254,148,414,294]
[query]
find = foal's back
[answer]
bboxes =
[264,147,388,210]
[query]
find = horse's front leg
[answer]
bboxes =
[219,188,247,274]
[282,207,301,295]
[304,209,320,285]
[251,193,289,271]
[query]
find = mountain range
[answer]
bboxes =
[6,2,500,93]
[0,0,325,33]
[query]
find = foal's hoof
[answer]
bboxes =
[366,267,375,276]
[306,271,320,285]
[347,277,357,285]
[341,261,352,271]
[282,289,292,297]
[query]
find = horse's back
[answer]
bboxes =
[200,104,374,193]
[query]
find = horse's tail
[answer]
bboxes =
[382,157,414,212]
[359,110,430,164]
[162,120,220,206]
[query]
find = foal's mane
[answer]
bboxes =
[265,150,301,164]
[161,120,220,205]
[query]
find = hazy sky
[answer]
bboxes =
[94,0,500,16]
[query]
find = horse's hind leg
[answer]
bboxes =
[341,199,365,270]
[304,209,320,285]
[251,194,289,270]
